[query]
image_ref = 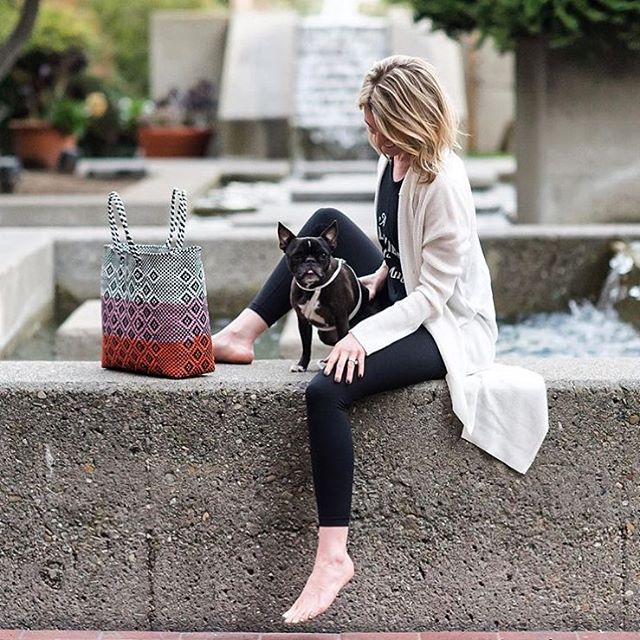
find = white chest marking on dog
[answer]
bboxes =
[293,258,363,331]
[297,288,326,325]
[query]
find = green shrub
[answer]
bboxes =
[398,0,640,54]
[48,98,89,137]
[0,3,99,56]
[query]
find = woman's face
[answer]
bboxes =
[363,104,402,157]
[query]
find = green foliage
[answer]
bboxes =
[0,3,99,55]
[396,0,640,54]
[47,98,89,137]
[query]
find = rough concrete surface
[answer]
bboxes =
[50,223,640,319]
[0,359,637,633]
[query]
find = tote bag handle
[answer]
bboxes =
[107,191,141,261]
[164,188,188,253]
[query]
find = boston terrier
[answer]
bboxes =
[278,219,377,372]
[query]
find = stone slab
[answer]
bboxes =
[54,300,101,361]
[0,159,290,227]
[289,174,377,203]
[0,230,55,358]
[47,222,640,320]
[218,11,297,120]
[0,358,637,631]
[150,10,227,103]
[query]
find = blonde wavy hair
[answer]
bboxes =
[358,55,464,184]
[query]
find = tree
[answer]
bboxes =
[398,0,640,56]
[0,0,40,83]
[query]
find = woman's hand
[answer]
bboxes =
[321,332,366,383]
[358,262,388,301]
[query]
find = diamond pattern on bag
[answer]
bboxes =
[100,190,215,378]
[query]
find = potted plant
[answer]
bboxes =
[2,3,101,169]
[136,79,217,158]
[10,95,94,169]
[7,46,94,169]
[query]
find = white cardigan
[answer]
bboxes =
[349,150,549,474]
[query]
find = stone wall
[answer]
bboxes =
[0,359,637,631]
[515,36,640,224]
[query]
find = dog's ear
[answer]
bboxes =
[320,219,338,251]
[277,222,296,252]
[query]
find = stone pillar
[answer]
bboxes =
[217,10,297,158]
[462,31,514,154]
[150,10,228,101]
[515,35,640,224]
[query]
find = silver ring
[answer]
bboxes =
[347,358,358,365]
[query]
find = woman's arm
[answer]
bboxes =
[349,174,472,355]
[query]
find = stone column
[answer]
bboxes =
[515,35,640,224]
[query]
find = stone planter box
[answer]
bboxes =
[514,35,640,224]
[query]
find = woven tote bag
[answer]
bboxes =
[100,189,216,378]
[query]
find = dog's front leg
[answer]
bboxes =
[335,315,351,342]
[290,314,313,372]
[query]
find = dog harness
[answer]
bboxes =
[294,258,363,332]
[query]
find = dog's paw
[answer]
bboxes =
[290,363,307,372]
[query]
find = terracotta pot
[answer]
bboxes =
[9,119,77,169]
[137,126,214,157]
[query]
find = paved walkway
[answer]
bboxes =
[0,631,638,639]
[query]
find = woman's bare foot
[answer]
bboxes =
[282,526,354,624]
[211,308,268,364]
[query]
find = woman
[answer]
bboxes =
[211,55,499,623]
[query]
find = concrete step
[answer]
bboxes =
[288,173,377,203]
[0,158,290,226]
[0,358,636,630]
[0,230,54,357]
[55,299,101,360]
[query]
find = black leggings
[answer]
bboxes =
[248,208,447,527]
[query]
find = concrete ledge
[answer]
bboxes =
[54,300,102,360]
[0,231,55,357]
[0,358,637,631]
[0,159,290,227]
[47,222,640,318]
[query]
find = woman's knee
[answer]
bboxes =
[309,207,349,229]
[305,373,349,408]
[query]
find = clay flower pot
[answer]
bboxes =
[137,125,214,157]
[9,120,77,169]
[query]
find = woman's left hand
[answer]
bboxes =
[321,332,366,383]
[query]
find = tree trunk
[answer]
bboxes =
[0,0,41,83]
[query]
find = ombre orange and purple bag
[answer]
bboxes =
[100,189,215,378]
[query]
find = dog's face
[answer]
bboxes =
[278,220,338,288]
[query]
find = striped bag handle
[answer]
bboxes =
[164,188,188,253]
[107,191,141,261]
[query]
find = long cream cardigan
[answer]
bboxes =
[349,150,549,474]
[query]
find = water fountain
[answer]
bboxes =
[291,0,387,162]
[496,239,640,358]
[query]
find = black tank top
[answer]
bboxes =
[376,158,407,303]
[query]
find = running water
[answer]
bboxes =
[497,240,640,357]
[293,2,387,160]
[596,240,640,310]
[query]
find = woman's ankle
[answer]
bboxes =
[219,308,269,342]
[315,525,350,563]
